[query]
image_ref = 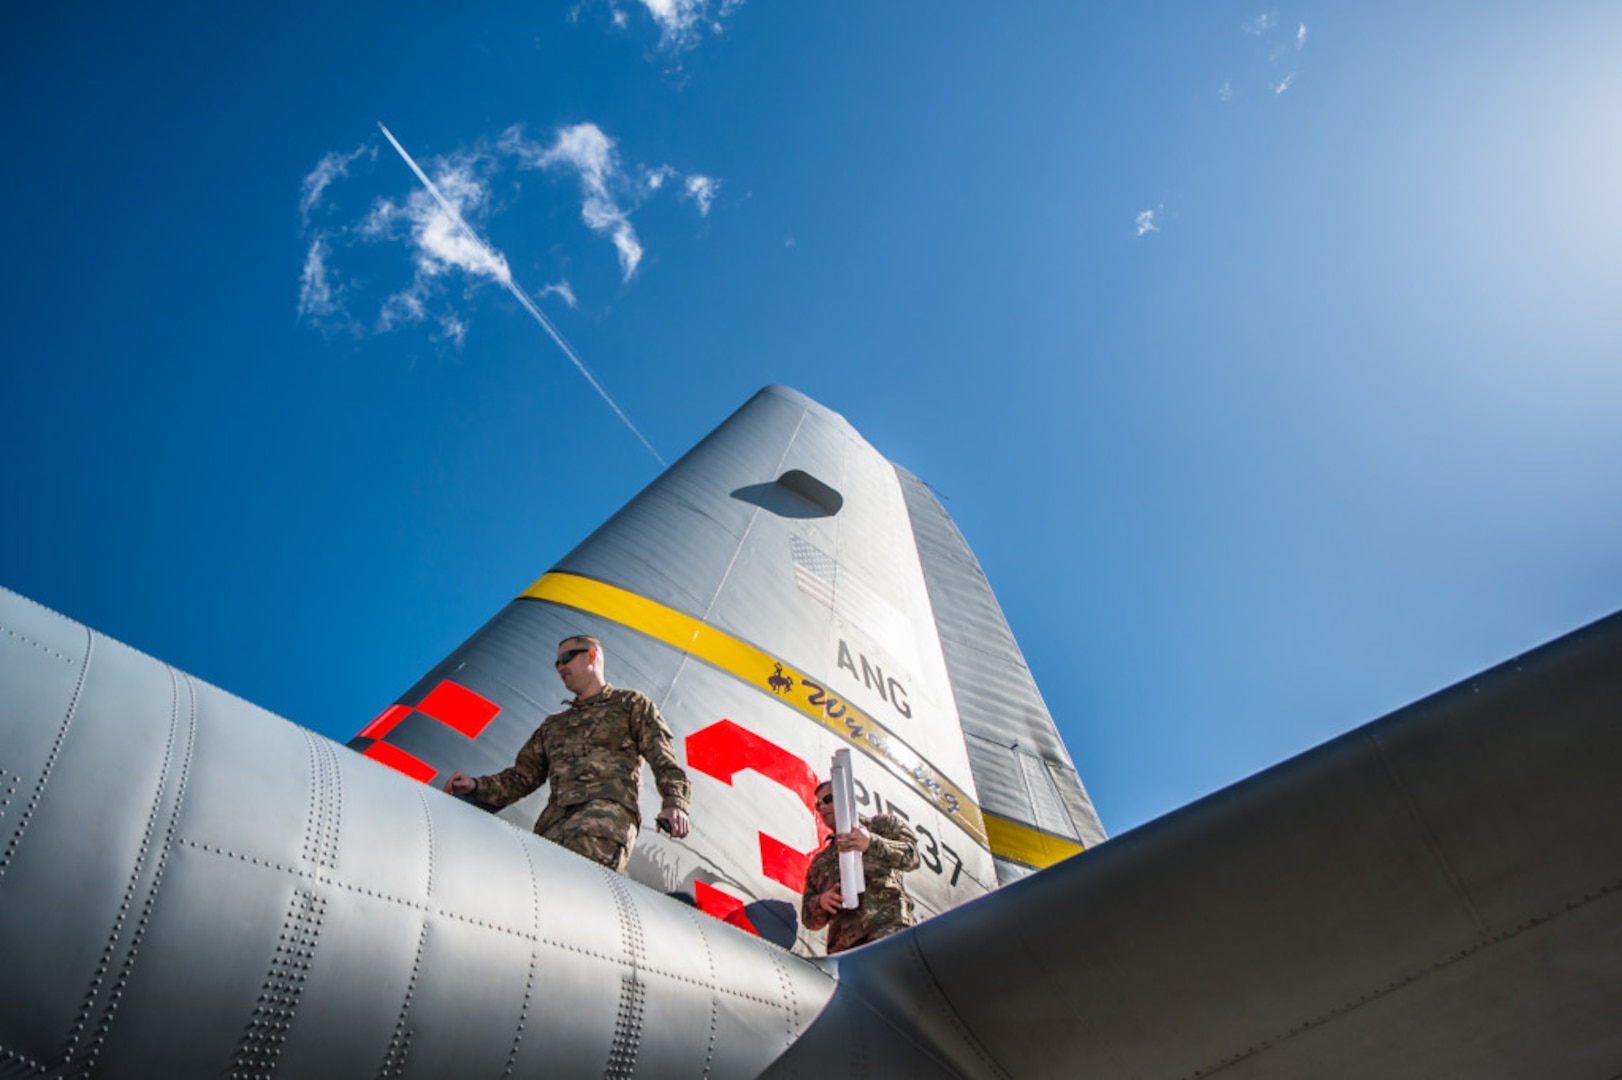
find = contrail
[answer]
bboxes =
[377,122,666,467]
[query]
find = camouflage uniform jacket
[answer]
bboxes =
[472,685,690,830]
[801,813,920,954]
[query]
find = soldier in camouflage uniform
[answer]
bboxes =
[800,779,920,954]
[443,635,691,873]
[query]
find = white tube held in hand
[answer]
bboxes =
[830,749,863,910]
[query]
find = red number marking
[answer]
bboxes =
[758,832,813,893]
[686,719,820,808]
[685,718,830,896]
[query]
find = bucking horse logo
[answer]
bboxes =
[767,663,795,695]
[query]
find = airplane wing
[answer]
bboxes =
[769,607,1622,1077]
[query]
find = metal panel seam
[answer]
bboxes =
[902,934,1014,1080]
[501,825,541,1078]
[1365,727,1490,939]
[0,624,92,880]
[696,402,808,627]
[74,663,199,1075]
[376,919,429,1078]
[1173,874,1622,1080]
[677,903,722,1079]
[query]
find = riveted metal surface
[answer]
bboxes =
[0,585,837,1078]
[895,465,1106,878]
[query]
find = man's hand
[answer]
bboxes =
[656,806,690,839]
[817,885,844,916]
[443,772,476,795]
[835,826,871,853]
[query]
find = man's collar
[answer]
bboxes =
[566,682,614,707]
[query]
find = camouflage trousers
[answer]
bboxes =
[534,798,639,873]
[827,920,907,956]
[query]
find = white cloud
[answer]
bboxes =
[685,174,719,215]
[377,289,426,334]
[639,0,701,49]
[300,145,374,224]
[301,121,717,343]
[509,123,646,280]
[1272,72,1296,94]
[436,310,467,346]
[538,280,579,308]
[643,164,676,192]
[1218,79,1233,103]
[1136,210,1159,237]
[1297,23,1308,46]
[410,164,512,283]
[635,0,743,52]
[363,152,513,336]
[297,237,339,318]
[1243,12,1277,35]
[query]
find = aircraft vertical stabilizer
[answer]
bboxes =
[895,465,1106,883]
[348,385,1101,949]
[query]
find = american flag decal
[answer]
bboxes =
[790,535,837,608]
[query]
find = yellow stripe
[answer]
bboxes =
[523,571,1092,870]
[984,814,1086,870]
[523,572,990,846]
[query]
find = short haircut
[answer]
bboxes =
[558,634,602,652]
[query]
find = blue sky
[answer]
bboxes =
[4,1,1621,835]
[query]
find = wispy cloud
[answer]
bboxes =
[1218,79,1233,103]
[1234,12,1310,99]
[297,122,715,355]
[509,124,644,280]
[297,237,340,318]
[436,310,468,347]
[359,148,514,332]
[1136,209,1159,237]
[685,174,719,215]
[300,144,375,224]
[503,123,723,279]
[378,123,665,466]
[377,288,426,334]
[630,0,746,53]
[538,280,579,308]
[643,164,676,192]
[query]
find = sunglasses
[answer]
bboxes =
[816,793,835,806]
[554,647,592,668]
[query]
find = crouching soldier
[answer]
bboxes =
[801,778,920,954]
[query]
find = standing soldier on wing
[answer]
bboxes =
[801,779,921,953]
[443,635,691,873]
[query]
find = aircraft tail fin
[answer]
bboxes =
[344,384,1102,947]
[893,466,1106,883]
